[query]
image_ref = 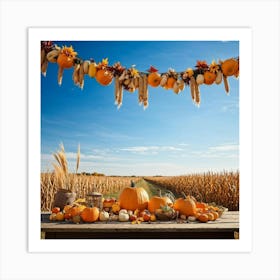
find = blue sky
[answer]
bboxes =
[41,41,239,176]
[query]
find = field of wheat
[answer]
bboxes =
[144,171,239,211]
[41,173,140,211]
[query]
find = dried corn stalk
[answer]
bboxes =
[138,74,148,109]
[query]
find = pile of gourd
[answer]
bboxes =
[49,186,225,224]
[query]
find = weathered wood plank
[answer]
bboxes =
[41,211,239,233]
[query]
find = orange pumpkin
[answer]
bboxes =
[211,211,219,220]
[173,195,197,217]
[196,202,207,210]
[51,207,60,214]
[221,59,239,76]
[164,77,176,89]
[66,205,85,218]
[95,69,113,86]
[119,187,149,211]
[203,71,216,85]
[63,205,72,213]
[206,212,215,221]
[57,46,77,69]
[148,195,173,213]
[80,207,99,222]
[147,72,161,87]
[64,212,72,220]
[55,212,65,221]
[197,214,208,223]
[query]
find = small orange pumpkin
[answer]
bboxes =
[164,77,176,89]
[203,71,216,85]
[196,202,207,210]
[51,207,60,214]
[197,214,208,223]
[57,46,77,69]
[148,195,173,213]
[221,58,239,76]
[63,205,72,213]
[66,205,85,218]
[147,72,161,87]
[211,211,219,220]
[205,212,215,221]
[80,207,99,222]
[95,69,114,86]
[173,194,197,217]
[56,45,77,85]
[119,186,149,211]
[64,212,72,220]
[55,212,65,221]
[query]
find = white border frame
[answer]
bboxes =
[28,27,252,253]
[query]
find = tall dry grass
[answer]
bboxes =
[51,143,80,192]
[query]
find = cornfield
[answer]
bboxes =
[41,143,239,212]
[144,171,239,211]
[41,173,140,211]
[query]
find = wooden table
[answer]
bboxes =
[41,211,239,239]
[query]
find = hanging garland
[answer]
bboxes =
[41,41,239,109]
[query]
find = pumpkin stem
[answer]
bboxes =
[130,180,135,188]
[158,188,162,197]
[164,190,175,202]
[181,192,187,199]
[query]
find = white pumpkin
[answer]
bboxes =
[119,212,129,222]
[119,209,128,214]
[99,210,110,221]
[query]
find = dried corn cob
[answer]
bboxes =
[134,77,139,89]
[40,48,49,76]
[117,84,123,109]
[194,79,200,106]
[41,58,48,77]
[46,49,60,63]
[143,74,149,109]
[114,75,123,108]
[160,74,168,87]
[58,66,64,86]
[114,76,120,104]
[223,74,230,94]
[72,64,80,85]
[190,76,196,102]
[138,74,144,105]
[83,61,90,75]
[78,63,85,89]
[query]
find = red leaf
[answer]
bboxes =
[147,66,158,73]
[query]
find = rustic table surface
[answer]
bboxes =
[41,211,239,239]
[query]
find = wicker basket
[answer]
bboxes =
[53,188,76,209]
[155,211,177,221]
